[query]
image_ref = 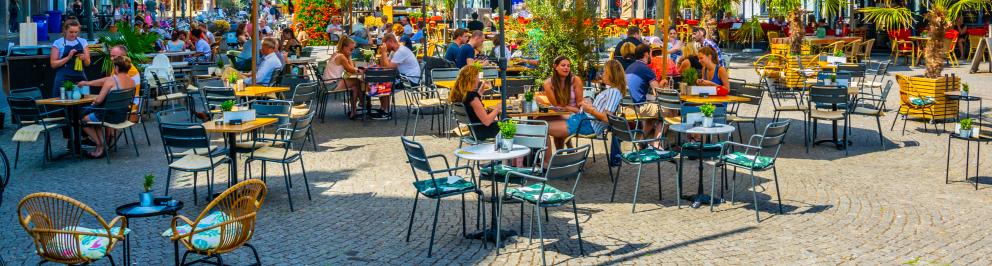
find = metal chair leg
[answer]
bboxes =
[631,164,644,213]
[406,192,419,242]
[772,166,784,214]
[656,161,663,201]
[427,198,441,257]
[245,243,262,265]
[710,161,720,212]
[300,159,312,201]
[750,171,760,223]
[572,200,585,256]
[282,164,295,212]
[610,163,623,202]
[536,201,547,266]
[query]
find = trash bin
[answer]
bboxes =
[47,10,63,33]
[31,14,49,41]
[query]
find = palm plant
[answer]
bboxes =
[96,21,159,74]
[523,0,601,81]
[762,0,804,54]
[860,0,990,78]
[734,18,766,46]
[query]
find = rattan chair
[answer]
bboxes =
[892,40,916,66]
[243,112,316,212]
[167,179,267,266]
[400,137,483,258]
[607,114,680,212]
[497,145,592,266]
[18,192,127,265]
[710,121,791,222]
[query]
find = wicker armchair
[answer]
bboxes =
[18,193,127,265]
[168,179,267,266]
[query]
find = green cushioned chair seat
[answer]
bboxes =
[507,183,574,205]
[622,148,678,163]
[909,96,935,107]
[412,176,476,197]
[480,164,541,178]
[56,226,130,260]
[162,211,230,251]
[722,152,774,169]
[681,142,723,159]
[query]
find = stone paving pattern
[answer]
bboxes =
[2,53,992,265]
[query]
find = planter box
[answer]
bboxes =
[897,74,960,120]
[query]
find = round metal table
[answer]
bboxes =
[115,199,184,266]
[669,123,735,208]
[453,143,530,245]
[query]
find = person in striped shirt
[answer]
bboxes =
[572,59,626,136]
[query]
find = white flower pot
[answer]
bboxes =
[962,91,969,97]
[703,117,714,128]
[498,137,514,153]
[960,129,973,138]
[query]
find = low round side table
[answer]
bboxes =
[115,198,184,266]
[454,143,531,246]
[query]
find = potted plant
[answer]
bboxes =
[826,73,837,85]
[959,118,974,138]
[62,81,75,99]
[961,83,970,97]
[497,120,517,153]
[681,67,699,95]
[227,72,240,89]
[220,100,236,112]
[700,103,716,127]
[522,88,536,113]
[212,57,225,76]
[140,174,155,207]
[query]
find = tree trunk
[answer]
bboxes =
[788,9,803,55]
[924,11,948,78]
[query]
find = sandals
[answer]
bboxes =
[84,151,106,159]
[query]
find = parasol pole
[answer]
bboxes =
[660,0,670,80]
[497,0,506,119]
[251,0,258,84]
[421,0,427,59]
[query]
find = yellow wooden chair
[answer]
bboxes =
[767,31,780,41]
[946,38,960,67]
[892,40,916,66]
[967,35,985,62]
[859,39,875,62]
[18,193,127,265]
[844,40,862,63]
[753,54,786,80]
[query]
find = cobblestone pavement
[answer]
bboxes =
[2,53,992,265]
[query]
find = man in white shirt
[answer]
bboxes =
[186,28,212,63]
[378,32,421,114]
[243,38,283,85]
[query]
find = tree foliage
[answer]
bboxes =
[97,21,158,74]
[294,0,342,46]
[522,0,602,82]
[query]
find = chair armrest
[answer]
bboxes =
[169,215,197,241]
[106,216,128,240]
[721,141,762,153]
[506,170,546,183]
[426,154,452,173]
[39,108,67,118]
[430,165,474,177]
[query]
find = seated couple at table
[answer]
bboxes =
[79,56,137,158]
[448,58,627,166]
[238,38,284,86]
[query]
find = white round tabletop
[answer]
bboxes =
[669,123,736,135]
[454,144,531,161]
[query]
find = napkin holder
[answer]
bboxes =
[223,109,256,124]
[690,86,717,96]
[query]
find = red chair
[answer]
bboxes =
[717,22,732,29]
[966,27,988,36]
[642,19,656,27]
[632,18,642,26]
[945,29,959,39]
[686,19,699,26]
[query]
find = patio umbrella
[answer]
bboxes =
[497,0,507,118]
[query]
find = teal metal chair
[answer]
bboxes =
[497,145,591,266]
[400,137,484,257]
[607,114,680,212]
[710,121,791,222]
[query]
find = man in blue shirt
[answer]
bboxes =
[625,44,663,138]
[444,28,468,63]
[455,30,486,68]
